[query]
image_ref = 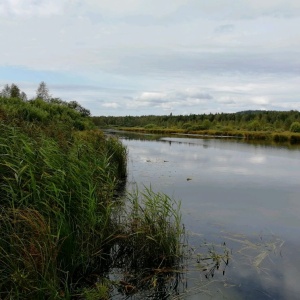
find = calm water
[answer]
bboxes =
[115,131,300,299]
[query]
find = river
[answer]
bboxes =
[113,130,300,299]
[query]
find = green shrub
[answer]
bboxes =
[290,122,300,133]
[144,123,157,129]
[182,122,193,130]
[201,119,211,130]
[19,105,50,122]
[247,120,261,131]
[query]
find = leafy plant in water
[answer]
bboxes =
[196,242,230,278]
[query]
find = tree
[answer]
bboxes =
[36,81,51,101]
[0,84,11,98]
[20,91,27,101]
[68,100,91,117]
[10,84,21,98]
[50,98,65,105]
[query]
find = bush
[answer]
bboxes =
[247,120,261,131]
[201,119,211,130]
[182,122,193,130]
[290,122,300,133]
[144,123,157,129]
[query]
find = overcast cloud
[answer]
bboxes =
[0,0,299,116]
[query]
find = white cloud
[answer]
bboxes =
[102,102,120,108]
[84,0,188,18]
[136,89,212,107]
[0,0,65,17]
[187,0,300,19]
[250,97,270,105]
[140,92,166,102]
[0,1,300,115]
[113,87,214,114]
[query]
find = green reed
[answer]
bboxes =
[0,120,184,299]
[0,123,127,298]
[116,187,184,271]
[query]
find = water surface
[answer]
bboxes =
[115,131,300,299]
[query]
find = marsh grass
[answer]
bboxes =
[0,121,129,298]
[0,116,186,298]
[104,188,186,297]
[0,208,59,299]
[118,188,184,270]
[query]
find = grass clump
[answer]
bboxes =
[110,188,185,297]
[121,188,183,269]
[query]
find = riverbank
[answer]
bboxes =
[118,127,300,144]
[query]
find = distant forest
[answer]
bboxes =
[93,110,300,133]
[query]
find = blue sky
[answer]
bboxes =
[0,0,300,116]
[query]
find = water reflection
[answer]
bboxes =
[115,131,300,299]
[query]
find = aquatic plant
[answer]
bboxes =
[108,187,185,297]
[195,242,230,278]
[119,188,184,269]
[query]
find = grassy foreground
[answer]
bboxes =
[0,96,184,299]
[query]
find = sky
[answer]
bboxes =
[0,0,300,116]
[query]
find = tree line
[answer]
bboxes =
[0,81,90,117]
[93,110,300,133]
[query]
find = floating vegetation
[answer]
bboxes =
[171,231,286,299]
[224,233,284,272]
[195,242,230,278]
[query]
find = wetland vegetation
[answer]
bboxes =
[2,82,300,299]
[0,83,186,299]
[93,110,300,144]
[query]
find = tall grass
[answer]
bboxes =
[0,208,59,299]
[0,123,127,298]
[95,187,185,298]
[115,188,184,275]
[0,121,184,298]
